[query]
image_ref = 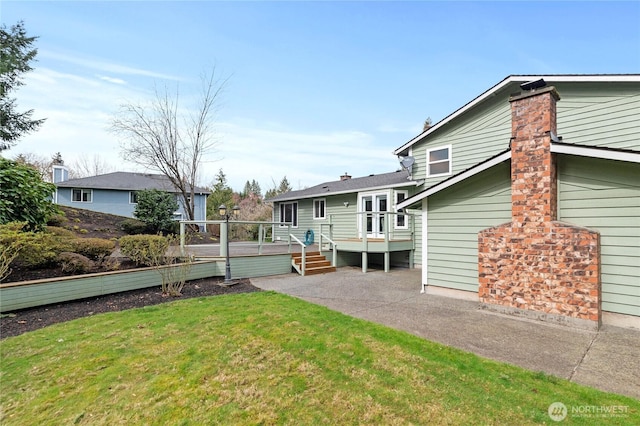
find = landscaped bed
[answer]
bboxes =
[0,277,258,338]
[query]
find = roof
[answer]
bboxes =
[394,74,640,156]
[267,170,417,203]
[397,143,640,210]
[55,172,211,195]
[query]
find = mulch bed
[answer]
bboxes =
[0,278,260,339]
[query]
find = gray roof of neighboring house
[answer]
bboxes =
[267,170,416,203]
[55,172,211,195]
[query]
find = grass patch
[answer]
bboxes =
[1,292,638,425]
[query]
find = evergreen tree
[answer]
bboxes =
[133,189,179,234]
[1,21,45,150]
[206,169,234,219]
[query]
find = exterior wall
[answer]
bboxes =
[558,155,640,317]
[554,82,640,150]
[56,188,207,221]
[57,188,137,217]
[410,81,639,191]
[427,162,511,292]
[412,93,512,186]
[478,88,601,327]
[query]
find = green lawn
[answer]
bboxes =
[1,292,638,425]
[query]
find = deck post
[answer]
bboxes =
[362,251,368,273]
[179,222,186,256]
[384,252,390,272]
[220,219,228,258]
[258,224,264,255]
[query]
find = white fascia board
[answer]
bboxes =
[397,151,511,210]
[270,181,421,203]
[393,74,640,156]
[551,143,640,163]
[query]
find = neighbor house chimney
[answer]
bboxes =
[340,172,352,181]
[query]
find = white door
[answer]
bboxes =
[361,194,387,238]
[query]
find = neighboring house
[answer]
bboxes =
[52,167,210,225]
[268,171,423,271]
[394,75,639,329]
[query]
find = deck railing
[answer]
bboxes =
[179,220,294,256]
[324,211,416,243]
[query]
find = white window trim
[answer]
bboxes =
[129,191,138,204]
[279,201,298,228]
[394,190,409,229]
[426,144,452,178]
[72,188,93,203]
[313,198,326,220]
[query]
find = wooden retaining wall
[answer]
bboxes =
[0,254,293,313]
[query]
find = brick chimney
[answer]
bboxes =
[340,172,352,181]
[478,86,601,329]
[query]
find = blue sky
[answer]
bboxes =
[2,1,639,192]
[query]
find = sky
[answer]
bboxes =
[2,1,639,193]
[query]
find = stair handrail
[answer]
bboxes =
[320,233,338,267]
[290,234,306,276]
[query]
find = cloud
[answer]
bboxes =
[40,50,181,81]
[97,75,127,85]
[8,66,400,194]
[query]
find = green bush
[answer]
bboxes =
[133,189,179,234]
[119,235,169,266]
[46,212,67,227]
[46,226,76,239]
[0,222,73,268]
[0,157,59,230]
[72,238,116,261]
[120,218,149,235]
[58,252,94,274]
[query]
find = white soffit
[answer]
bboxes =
[551,144,640,164]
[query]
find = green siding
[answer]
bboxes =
[555,82,640,151]
[412,94,512,186]
[558,156,640,317]
[427,162,512,293]
[272,189,422,265]
[410,81,639,191]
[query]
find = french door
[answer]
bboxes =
[361,194,387,238]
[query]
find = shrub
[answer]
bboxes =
[0,157,59,230]
[58,252,94,274]
[0,240,21,282]
[0,222,73,268]
[72,238,116,261]
[46,226,76,239]
[119,235,169,266]
[120,218,149,235]
[46,212,67,227]
[133,189,179,234]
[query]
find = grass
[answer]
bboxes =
[1,292,638,425]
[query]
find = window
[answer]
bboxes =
[279,202,298,227]
[129,191,138,204]
[72,189,92,203]
[426,145,452,177]
[395,190,408,229]
[313,199,326,220]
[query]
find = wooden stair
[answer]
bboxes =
[291,251,336,276]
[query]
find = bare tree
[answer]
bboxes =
[13,152,52,181]
[111,70,228,220]
[69,154,115,178]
